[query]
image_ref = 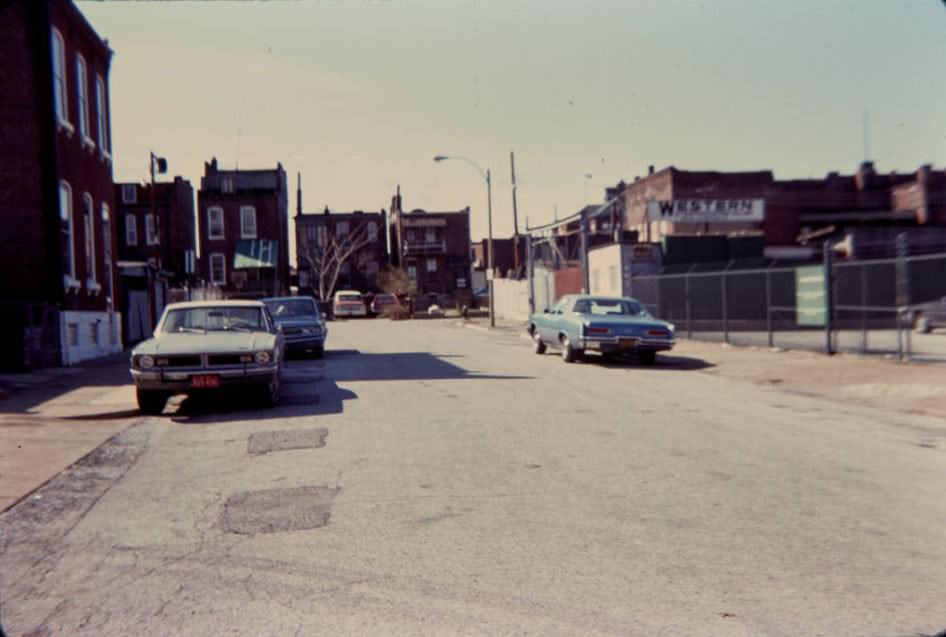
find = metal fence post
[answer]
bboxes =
[526,235,535,316]
[860,261,868,352]
[895,233,908,361]
[765,266,773,348]
[685,270,692,340]
[721,262,731,344]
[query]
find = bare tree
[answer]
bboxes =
[303,223,373,301]
[376,265,417,296]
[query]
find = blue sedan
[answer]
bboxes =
[528,295,675,364]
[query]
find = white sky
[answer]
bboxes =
[79,0,946,248]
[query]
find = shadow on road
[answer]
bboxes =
[582,353,715,371]
[328,351,532,382]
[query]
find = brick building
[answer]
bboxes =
[114,176,196,343]
[196,158,289,298]
[0,0,120,368]
[388,188,472,304]
[295,207,387,299]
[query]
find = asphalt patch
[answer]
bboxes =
[247,428,328,455]
[221,485,338,535]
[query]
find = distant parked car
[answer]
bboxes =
[909,296,946,333]
[528,294,675,364]
[130,300,284,414]
[263,295,327,358]
[370,293,400,315]
[333,290,367,318]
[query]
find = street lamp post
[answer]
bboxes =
[433,155,495,327]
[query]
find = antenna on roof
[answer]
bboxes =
[862,108,870,162]
[234,75,249,169]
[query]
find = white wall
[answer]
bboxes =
[589,244,623,296]
[60,310,123,365]
[491,278,530,322]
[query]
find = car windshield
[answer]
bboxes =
[572,299,648,316]
[162,306,267,333]
[264,299,319,320]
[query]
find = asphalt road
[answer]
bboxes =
[1,320,945,636]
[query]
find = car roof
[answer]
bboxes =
[164,300,265,310]
[262,296,315,303]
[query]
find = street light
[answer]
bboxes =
[434,154,494,327]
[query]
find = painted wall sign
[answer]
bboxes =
[796,265,826,327]
[645,199,765,222]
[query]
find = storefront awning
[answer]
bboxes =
[234,239,279,269]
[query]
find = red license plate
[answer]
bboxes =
[190,374,221,388]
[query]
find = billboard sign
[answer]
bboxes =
[645,199,765,222]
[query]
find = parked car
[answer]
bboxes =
[263,295,327,358]
[528,294,675,364]
[130,300,284,414]
[909,296,946,333]
[333,290,368,318]
[370,293,400,315]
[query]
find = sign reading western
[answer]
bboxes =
[645,199,765,222]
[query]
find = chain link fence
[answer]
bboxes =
[629,246,946,362]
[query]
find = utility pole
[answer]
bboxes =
[510,152,520,271]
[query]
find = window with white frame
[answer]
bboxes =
[306,225,317,241]
[90,321,99,345]
[407,264,417,280]
[336,221,349,240]
[125,214,137,246]
[51,28,69,128]
[59,181,76,284]
[76,54,92,145]
[145,213,159,245]
[207,207,224,240]
[240,206,257,239]
[367,221,378,242]
[121,184,137,204]
[316,226,327,247]
[83,193,96,285]
[221,177,235,194]
[95,74,109,154]
[101,204,113,299]
[426,258,437,273]
[209,253,226,285]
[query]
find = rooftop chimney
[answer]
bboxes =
[648,165,655,175]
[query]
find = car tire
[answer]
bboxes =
[259,377,281,408]
[137,389,167,415]
[561,336,581,363]
[638,351,657,366]
[914,313,932,334]
[532,329,547,354]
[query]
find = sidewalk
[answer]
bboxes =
[453,316,946,421]
[0,352,138,512]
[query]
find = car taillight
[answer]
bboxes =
[647,329,670,337]
[587,326,611,336]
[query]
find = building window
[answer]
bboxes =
[95,74,109,155]
[207,207,224,240]
[425,228,436,242]
[145,213,159,246]
[426,258,437,273]
[76,54,92,146]
[240,206,257,239]
[407,265,417,280]
[221,177,235,194]
[317,226,327,247]
[67,323,79,347]
[336,222,349,240]
[101,204,113,300]
[339,262,350,275]
[90,322,99,345]
[59,181,76,286]
[121,184,137,204]
[306,225,317,241]
[367,221,378,242]
[51,28,69,129]
[83,193,96,285]
[125,214,137,246]
[209,253,226,285]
